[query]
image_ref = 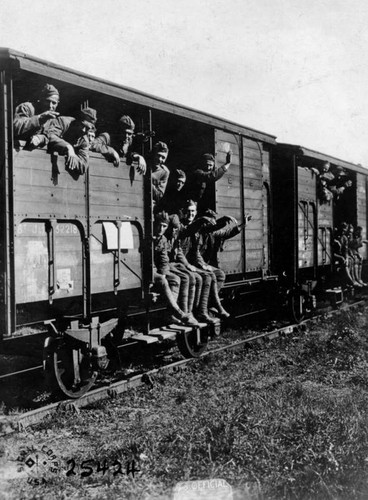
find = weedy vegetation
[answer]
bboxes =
[1,308,368,499]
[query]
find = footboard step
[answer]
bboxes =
[163,325,193,333]
[147,329,177,340]
[130,334,159,344]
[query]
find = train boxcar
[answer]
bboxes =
[0,49,278,396]
[272,144,368,321]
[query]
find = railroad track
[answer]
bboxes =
[1,298,365,436]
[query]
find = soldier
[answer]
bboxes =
[166,214,200,321]
[189,151,232,211]
[153,211,198,326]
[349,226,368,286]
[330,167,353,199]
[311,162,334,203]
[333,222,360,287]
[159,169,187,216]
[199,210,252,270]
[87,125,96,145]
[90,115,146,174]
[179,200,230,320]
[151,142,170,206]
[14,83,60,148]
[46,107,97,175]
[311,161,335,184]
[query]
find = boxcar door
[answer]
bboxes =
[214,130,243,276]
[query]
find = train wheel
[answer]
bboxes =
[45,339,97,399]
[176,328,208,358]
[289,291,306,323]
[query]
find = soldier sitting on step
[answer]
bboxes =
[153,211,198,326]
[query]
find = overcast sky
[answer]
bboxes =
[1,0,368,165]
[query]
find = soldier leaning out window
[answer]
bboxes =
[13,83,60,149]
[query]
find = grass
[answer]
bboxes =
[1,308,368,499]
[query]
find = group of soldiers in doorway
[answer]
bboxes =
[14,84,251,326]
[308,163,367,288]
[334,223,368,288]
[310,161,353,203]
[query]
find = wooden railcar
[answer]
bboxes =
[0,49,277,396]
[271,144,368,320]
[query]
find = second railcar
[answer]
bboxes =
[271,143,368,320]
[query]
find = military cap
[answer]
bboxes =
[184,199,197,209]
[40,84,60,100]
[154,141,169,154]
[175,169,186,181]
[119,115,135,131]
[80,107,97,125]
[155,211,170,225]
[203,153,215,162]
[169,214,180,228]
[336,166,347,175]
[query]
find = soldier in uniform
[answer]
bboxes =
[330,167,353,199]
[151,142,170,206]
[46,107,97,175]
[89,115,146,174]
[333,222,360,287]
[153,211,198,326]
[199,210,252,271]
[349,226,368,286]
[179,200,230,320]
[311,162,334,203]
[165,214,198,319]
[189,151,232,212]
[159,169,188,216]
[14,83,60,148]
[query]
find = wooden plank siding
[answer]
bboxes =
[13,148,144,306]
[214,131,243,274]
[297,168,316,269]
[13,149,87,220]
[215,129,270,275]
[357,173,368,259]
[243,137,267,272]
[89,153,144,222]
[298,167,316,201]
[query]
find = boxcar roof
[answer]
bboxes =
[278,143,368,176]
[0,47,276,145]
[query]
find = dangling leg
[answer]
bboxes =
[194,270,217,324]
[154,273,197,325]
[169,265,190,313]
[345,257,360,287]
[208,265,226,292]
[208,270,230,318]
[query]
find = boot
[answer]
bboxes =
[168,312,199,326]
[195,311,218,325]
[212,306,230,319]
